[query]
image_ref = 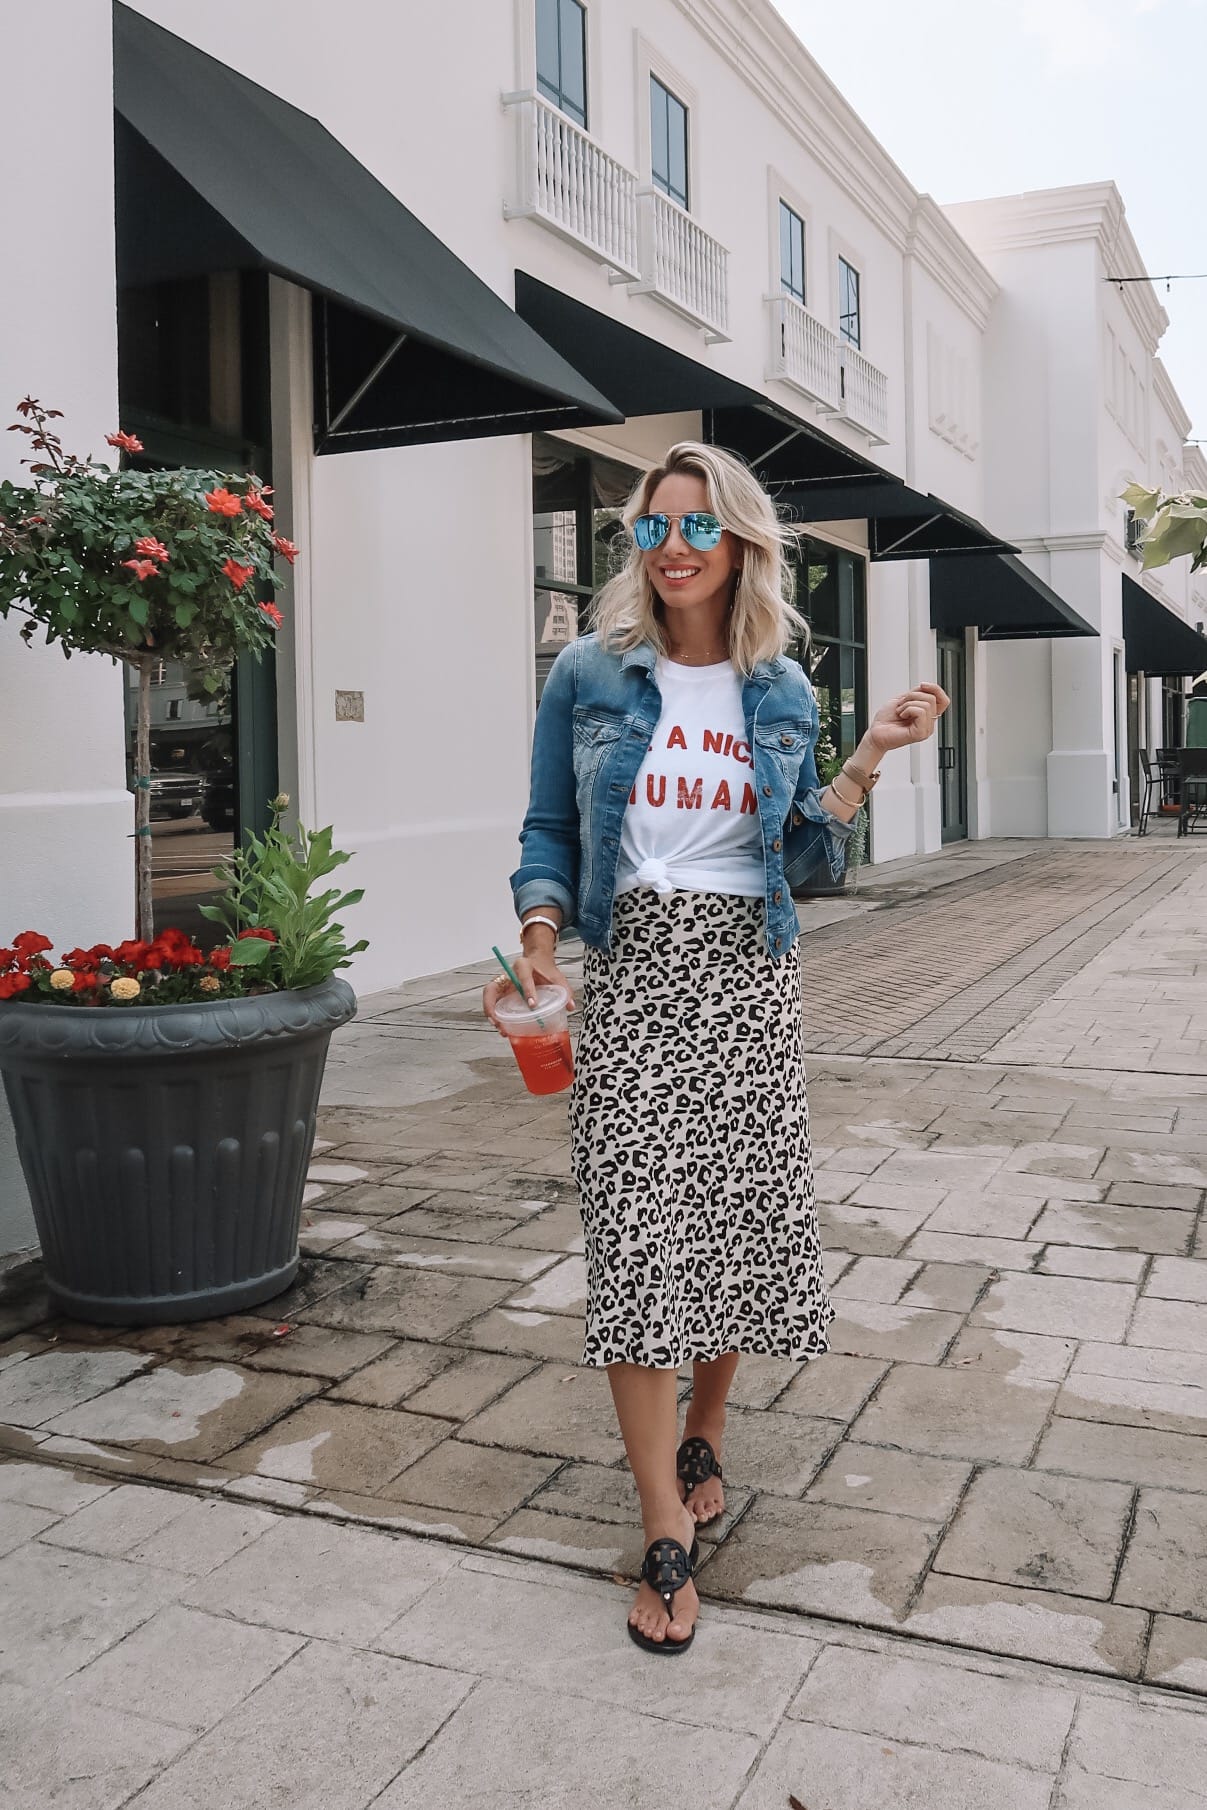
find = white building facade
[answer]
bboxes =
[1,0,1201,1252]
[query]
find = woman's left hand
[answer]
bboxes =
[865,682,950,755]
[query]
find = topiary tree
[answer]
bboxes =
[0,399,298,938]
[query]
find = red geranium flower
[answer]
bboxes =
[133,536,170,563]
[113,939,149,967]
[0,950,14,968]
[205,488,243,517]
[271,534,299,566]
[0,973,31,999]
[237,927,278,943]
[122,558,159,582]
[259,602,284,629]
[209,946,233,971]
[105,430,144,454]
[244,488,274,520]
[12,932,53,958]
[71,971,99,993]
[222,558,255,591]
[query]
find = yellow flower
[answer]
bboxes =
[271,792,291,812]
[49,969,74,991]
[199,974,221,994]
[110,976,141,1002]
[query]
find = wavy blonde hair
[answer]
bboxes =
[592,441,807,673]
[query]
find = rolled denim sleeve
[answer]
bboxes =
[783,681,859,889]
[510,641,581,928]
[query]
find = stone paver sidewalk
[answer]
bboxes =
[2,1456,1206,1809]
[2,835,1207,1800]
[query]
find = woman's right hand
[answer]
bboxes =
[482,948,576,1035]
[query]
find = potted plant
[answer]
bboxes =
[0,403,364,1323]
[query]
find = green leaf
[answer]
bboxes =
[1121,482,1162,517]
[174,601,198,628]
[229,937,275,967]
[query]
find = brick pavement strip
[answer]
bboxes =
[2,839,1207,1802]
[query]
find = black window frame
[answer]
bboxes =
[779,201,806,305]
[531,435,632,701]
[838,255,861,348]
[785,536,868,772]
[650,74,689,210]
[536,0,588,129]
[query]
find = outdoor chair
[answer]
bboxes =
[1176,748,1207,836]
[1137,750,1160,836]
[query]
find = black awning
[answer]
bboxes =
[931,554,1097,640]
[112,5,620,450]
[1123,574,1207,676]
[776,480,1013,561]
[514,272,876,484]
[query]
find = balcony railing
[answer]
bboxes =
[503,91,639,278]
[839,341,890,443]
[767,294,842,411]
[631,187,729,342]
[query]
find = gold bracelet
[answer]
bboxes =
[829,773,865,809]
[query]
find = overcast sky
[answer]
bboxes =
[772,0,1207,443]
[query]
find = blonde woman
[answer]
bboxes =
[484,442,947,1655]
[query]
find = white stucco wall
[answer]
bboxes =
[0,5,130,1254]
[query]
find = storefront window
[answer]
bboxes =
[532,436,635,698]
[785,536,868,772]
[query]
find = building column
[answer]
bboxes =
[1046,549,1113,838]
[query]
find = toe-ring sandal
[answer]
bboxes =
[676,1436,724,1526]
[627,1535,699,1656]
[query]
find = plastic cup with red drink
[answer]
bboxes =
[494,982,575,1095]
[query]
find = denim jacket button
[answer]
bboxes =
[773,889,783,904]
[775,936,783,949]
[762,784,773,798]
[792,812,803,827]
[780,733,793,746]
[772,837,782,852]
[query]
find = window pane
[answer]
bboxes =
[780,201,804,302]
[536,0,560,96]
[667,92,688,206]
[533,509,580,585]
[650,77,669,191]
[839,257,861,347]
[560,0,587,124]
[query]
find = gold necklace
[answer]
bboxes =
[666,643,729,664]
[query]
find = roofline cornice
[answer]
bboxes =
[907,195,998,329]
[1152,358,1193,445]
[943,182,1169,351]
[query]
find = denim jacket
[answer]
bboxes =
[511,634,855,959]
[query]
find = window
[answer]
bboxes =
[838,256,861,348]
[536,0,587,128]
[650,75,689,209]
[532,436,635,699]
[785,537,868,772]
[779,202,806,304]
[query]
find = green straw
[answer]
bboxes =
[492,945,545,1027]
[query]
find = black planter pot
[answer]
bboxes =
[0,977,356,1325]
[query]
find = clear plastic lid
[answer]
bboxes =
[494,982,569,1025]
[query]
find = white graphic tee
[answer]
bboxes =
[614,657,766,900]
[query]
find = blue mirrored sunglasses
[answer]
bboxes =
[633,511,724,552]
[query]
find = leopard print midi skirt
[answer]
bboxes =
[569,888,833,1369]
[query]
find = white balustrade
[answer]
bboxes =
[633,187,730,342]
[767,294,842,411]
[503,92,638,278]
[839,341,890,442]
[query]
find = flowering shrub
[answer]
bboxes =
[0,398,301,938]
[0,926,266,1007]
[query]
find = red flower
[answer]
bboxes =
[205,488,243,517]
[237,927,277,943]
[113,939,149,968]
[133,536,170,563]
[222,558,255,591]
[209,946,233,971]
[62,946,113,968]
[122,558,158,582]
[105,430,144,454]
[71,971,99,993]
[140,948,165,970]
[12,932,53,958]
[0,950,14,968]
[259,602,284,629]
[0,973,31,999]
[271,534,299,566]
[244,489,274,520]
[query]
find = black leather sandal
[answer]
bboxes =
[676,1435,724,1526]
[627,1535,699,1656]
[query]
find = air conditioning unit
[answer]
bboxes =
[1125,508,1146,556]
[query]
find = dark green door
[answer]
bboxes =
[937,634,967,843]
